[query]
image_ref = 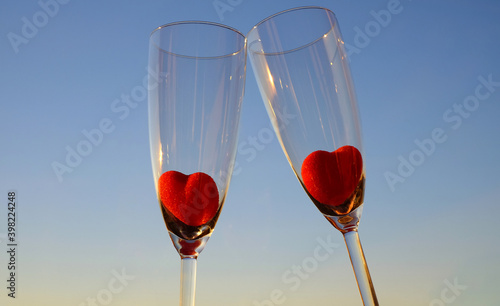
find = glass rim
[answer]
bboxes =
[150,21,246,59]
[247,6,337,56]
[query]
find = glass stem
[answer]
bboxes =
[343,230,379,306]
[180,257,197,306]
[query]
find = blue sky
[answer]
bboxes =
[1,0,499,305]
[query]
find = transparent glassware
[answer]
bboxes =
[247,7,378,305]
[148,21,246,306]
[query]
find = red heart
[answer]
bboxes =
[301,146,363,207]
[158,171,219,227]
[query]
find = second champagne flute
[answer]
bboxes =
[247,7,378,305]
[148,21,246,306]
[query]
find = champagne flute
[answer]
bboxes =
[148,21,246,306]
[247,7,378,305]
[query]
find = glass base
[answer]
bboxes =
[169,232,211,259]
[324,204,363,233]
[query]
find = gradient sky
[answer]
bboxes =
[1,0,499,305]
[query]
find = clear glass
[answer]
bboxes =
[148,21,246,306]
[247,7,378,305]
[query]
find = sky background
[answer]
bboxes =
[1,0,499,305]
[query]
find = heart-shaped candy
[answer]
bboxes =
[301,145,363,206]
[158,171,219,227]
